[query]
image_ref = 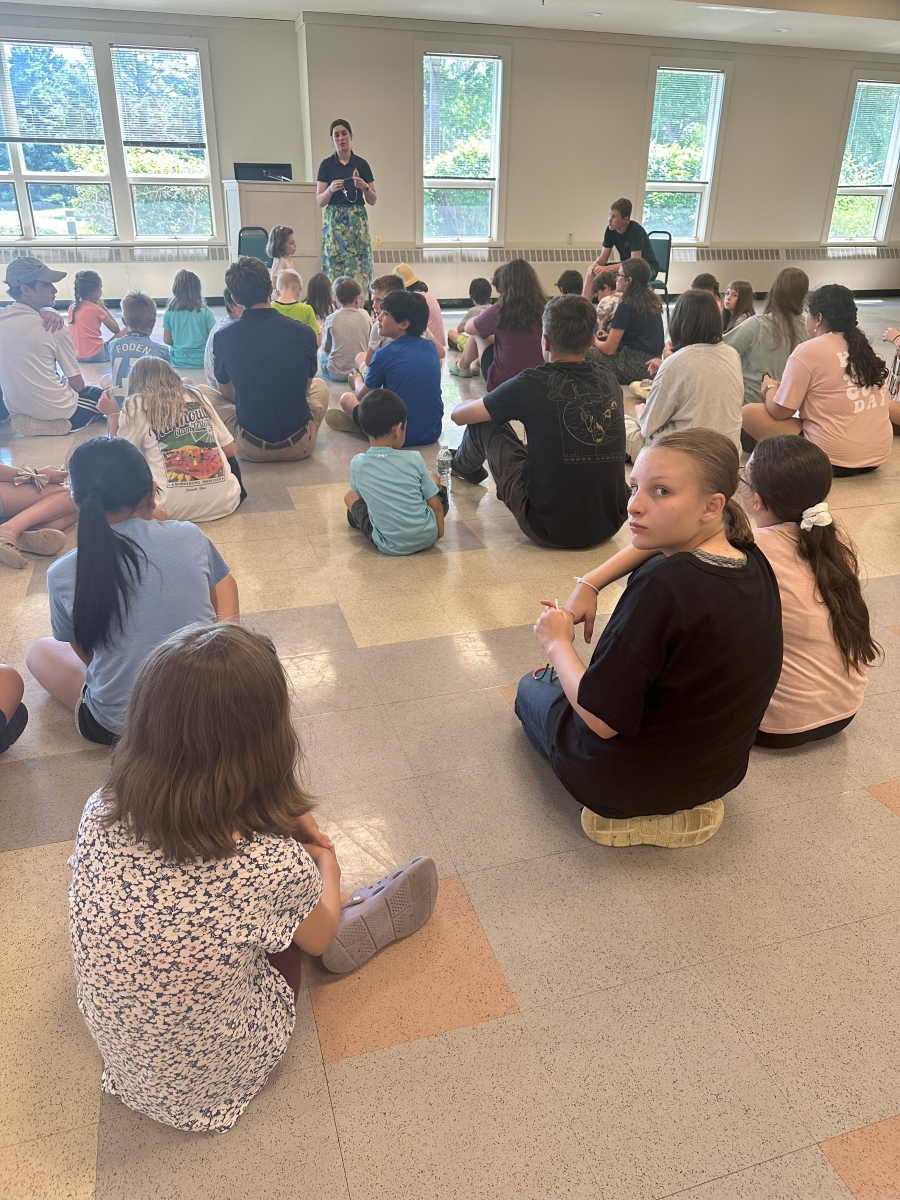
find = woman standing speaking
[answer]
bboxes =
[316,119,376,293]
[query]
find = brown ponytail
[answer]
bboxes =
[653,428,755,551]
[748,436,880,674]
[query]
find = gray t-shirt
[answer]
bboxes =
[321,307,372,377]
[724,312,808,406]
[640,341,745,451]
[48,518,230,734]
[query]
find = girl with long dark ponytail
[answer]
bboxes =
[742,435,878,749]
[27,438,239,745]
[742,283,893,474]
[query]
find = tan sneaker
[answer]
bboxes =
[0,535,28,569]
[10,414,73,437]
[18,528,68,557]
[581,799,724,848]
[324,406,360,433]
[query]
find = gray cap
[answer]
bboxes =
[5,256,66,287]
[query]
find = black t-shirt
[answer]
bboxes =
[610,301,665,357]
[316,153,374,206]
[602,220,659,276]
[547,546,782,817]
[483,359,628,548]
[213,308,316,442]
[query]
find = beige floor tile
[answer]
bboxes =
[0,841,74,977]
[438,580,547,633]
[208,535,319,573]
[524,969,812,1200]
[8,592,52,642]
[837,504,900,577]
[698,912,900,1140]
[202,509,309,545]
[0,1124,98,1200]
[0,962,103,1149]
[867,779,900,816]
[286,481,349,512]
[820,1114,900,1200]
[0,678,85,761]
[236,567,336,614]
[337,595,460,647]
[283,648,376,717]
[670,1146,853,1200]
[326,1015,597,1200]
[307,877,517,1062]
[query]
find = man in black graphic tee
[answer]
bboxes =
[451,295,628,548]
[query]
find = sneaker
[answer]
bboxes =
[321,856,439,974]
[629,379,653,400]
[17,528,67,557]
[325,406,360,434]
[0,703,28,754]
[449,449,488,485]
[449,361,478,378]
[10,415,73,437]
[581,799,724,848]
[0,536,28,570]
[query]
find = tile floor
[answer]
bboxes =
[2,300,900,1199]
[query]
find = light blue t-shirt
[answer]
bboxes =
[48,518,230,734]
[108,333,171,405]
[349,446,439,556]
[163,306,217,369]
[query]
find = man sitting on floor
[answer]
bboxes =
[211,256,328,463]
[450,294,629,549]
[0,257,107,437]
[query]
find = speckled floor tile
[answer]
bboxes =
[384,685,523,776]
[295,704,415,796]
[307,877,517,1062]
[326,1015,597,1199]
[669,1146,853,1200]
[0,840,73,977]
[283,647,377,716]
[524,969,812,1200]
[0,748,110,852]
[0,1124,98,1200]
[820,1114,900,1200]
[243,603,357,657]
[867,779,900,816]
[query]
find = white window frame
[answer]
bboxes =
[825,71,900,245]
[0,28,223,246]
[637,57,732,246]
[414,39,510,248]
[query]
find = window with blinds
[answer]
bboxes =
[422,53,502,242]
[0,41,113,237]
[0,39,216,242]
[829,81,900,241]
[642,67,725,242]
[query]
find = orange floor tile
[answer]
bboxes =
[867,781,900,817]
[306,877,518,1062]
[821,1114,900,1200]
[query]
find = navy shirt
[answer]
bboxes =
[602,220,659,276]
[316,153,374,206]
[610,301,665,357]
[365,335,443,446]
[213,308,316,443]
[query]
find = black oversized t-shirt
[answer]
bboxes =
[547,546,782,817]
[602,220,659,275]
[316,153,374,206]
[483,359,628,548]
[610,301,665,357]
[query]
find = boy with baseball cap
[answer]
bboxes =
[0,256,109,436]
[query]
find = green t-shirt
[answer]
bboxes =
[271,300,320,336]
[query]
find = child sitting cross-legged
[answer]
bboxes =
[108,289,171,407]
[319,276,372,381]
[68,622,439,1131]
[344,388,448,555]
[271,269,321,346]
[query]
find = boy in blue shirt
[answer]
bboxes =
[108,290,170,405]
[344,389,448,555]
[325,290,443,446]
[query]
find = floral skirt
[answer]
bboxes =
[321,203,374,294]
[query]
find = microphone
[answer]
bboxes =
[263,171,292,183]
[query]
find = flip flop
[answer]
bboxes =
[0,535,28,570]
[17,528,67,557]
[321,856,439,974]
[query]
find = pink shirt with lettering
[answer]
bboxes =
[772,331,892,469]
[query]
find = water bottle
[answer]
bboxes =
[436,445,452,489]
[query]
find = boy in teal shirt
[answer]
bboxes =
[271,270,321,345]
[345,389,448,556]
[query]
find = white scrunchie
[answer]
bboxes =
[800,501,833,531]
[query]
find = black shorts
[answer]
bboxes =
[69,386,106,431]
[75,687,119,746]
[754,713,855,749]
[347,486,449,545]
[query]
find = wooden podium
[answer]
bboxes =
[222,180,321,278]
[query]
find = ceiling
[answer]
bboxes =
[14,0,900,55]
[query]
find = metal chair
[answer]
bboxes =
[237,226,272,267]
[647,230,673,318]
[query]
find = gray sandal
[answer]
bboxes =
[321,856,439,974]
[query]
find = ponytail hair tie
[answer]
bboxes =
[800,501,833,531]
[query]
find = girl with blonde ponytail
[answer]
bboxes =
[515,428,782,849]
[742,435,878,747]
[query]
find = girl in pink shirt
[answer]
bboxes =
[741,435,879,748]
[68,270,122,363]
[742,284,891,475]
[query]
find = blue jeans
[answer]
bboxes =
[318,350,350,383]
[77,345,110,363]
[514,670,565,761]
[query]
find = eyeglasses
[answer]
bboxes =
[738,472,752,489]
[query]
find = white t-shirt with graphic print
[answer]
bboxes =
[68,791,322,1132]
[118,385,241,522]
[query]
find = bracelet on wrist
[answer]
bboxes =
[573,575,600,594]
